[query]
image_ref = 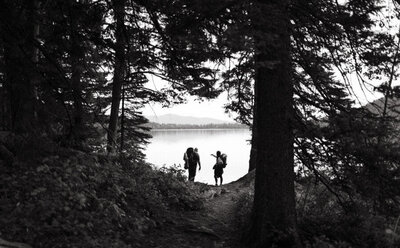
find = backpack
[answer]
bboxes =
[186,147,196,166]
[184,147,192,169]
[221,153,227,168]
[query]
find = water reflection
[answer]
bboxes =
[145,129,251,185]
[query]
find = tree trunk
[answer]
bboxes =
[245,0,301,247]
[107,0,126,153]
[29,0,40,122]
[120,84,125,153]
[249,98,257,172]
[1,1,37,133]
[69,0,84,142]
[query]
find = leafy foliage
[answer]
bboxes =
[232,175,400,247]
[0,136,203,248]
[297,180,400,248]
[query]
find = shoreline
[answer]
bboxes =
[150,128,249,131]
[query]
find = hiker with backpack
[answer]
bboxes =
[183,147,201,181]
[211,151,227,186]
[194,147,201,168]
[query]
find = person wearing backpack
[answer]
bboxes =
[183,149,189,169]
[211,151,226,186]
[184,147,201,181]
[194,147,201,169]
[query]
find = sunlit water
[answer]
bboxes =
[145,129,251,185]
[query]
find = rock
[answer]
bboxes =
[220,188,230,194]
[183,225,222,239]
[204,189,217,199]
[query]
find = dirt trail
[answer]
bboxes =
[145,172,254,248]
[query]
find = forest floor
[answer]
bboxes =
[141,171,255,248]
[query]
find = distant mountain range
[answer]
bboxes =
[145,114,233,125]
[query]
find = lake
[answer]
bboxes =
[145,129,252,185]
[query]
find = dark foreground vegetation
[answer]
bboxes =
[235,174,400,248]
[0,134,205,248]
[1,136,399,247]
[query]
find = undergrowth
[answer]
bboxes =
[297,182,400,248]
[232,177,400,248]
[0,136,204,248]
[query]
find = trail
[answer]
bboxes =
[144,171,255,248]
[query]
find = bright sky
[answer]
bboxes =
[141,69,398,122]
[140,72,386,122]
[141,74,234,122]
[141,92,234,122]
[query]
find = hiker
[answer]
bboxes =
[184,147,201,181]
[194,147,201,169]
[211,151,224,186]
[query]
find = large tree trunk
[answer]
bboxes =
[69,0,84,142]
[249,99,257,172]
[107,0,126,153]
[245,0,301,247]
[0,21,10,131]
[29,0,40,122]
[1,0,37,133]
[120,84,125,153]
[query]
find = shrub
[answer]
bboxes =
[297,181,400,248]
[233,190,253,231]
[0,141,204,248]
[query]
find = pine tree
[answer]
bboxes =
[243,0,301,246]
[107,0,127,154]
[0,0,39,132]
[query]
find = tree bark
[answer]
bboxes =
[107,0,126,153]
[69,0,84,142]
[249,98,257,172]
[1,0,37,133]
[120,84,125,153]
[29,0,40,122]
[245,0,301,247]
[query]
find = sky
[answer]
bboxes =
[141,92,234,122]
[140,73,387,123]
[141,74,235,122]
[141,67,391,122]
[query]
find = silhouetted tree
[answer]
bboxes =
[0,0,39,132]
[107,0,127,154]
[244,0,301,246]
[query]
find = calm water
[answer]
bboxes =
[145,129,251,185]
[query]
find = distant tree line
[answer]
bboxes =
[145,122,247,130]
